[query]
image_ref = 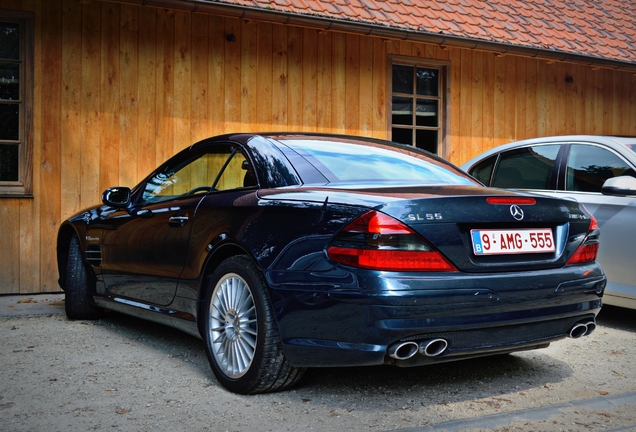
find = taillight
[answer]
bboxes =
[566,208,600,265]
[327,210,457,272]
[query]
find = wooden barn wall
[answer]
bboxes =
[1,0,636,294]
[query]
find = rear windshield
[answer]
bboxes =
[280,138,477,186]
[620,142,636,154]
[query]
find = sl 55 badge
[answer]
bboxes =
[407,213,443,221]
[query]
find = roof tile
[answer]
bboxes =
[211,0,636,64]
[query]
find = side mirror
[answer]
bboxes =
[601,176,636,196]
[102,187,131,207]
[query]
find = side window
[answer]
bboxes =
[468,155,497,185]
[216,151,255,190]
[140,146,252,205]
[491,145,560,189]
[566,144,634,193]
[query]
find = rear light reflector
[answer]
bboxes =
[566,243,599,265]
[486,197,536,205]
[567,209,600,265]
[327,210,457,272]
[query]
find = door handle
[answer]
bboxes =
[168,216,189,227]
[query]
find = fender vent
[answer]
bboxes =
[86,245,102,267]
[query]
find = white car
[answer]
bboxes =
[462,135,636,310]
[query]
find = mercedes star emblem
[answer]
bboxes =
[510,205,524,221]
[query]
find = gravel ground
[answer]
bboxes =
[1,295,635,432]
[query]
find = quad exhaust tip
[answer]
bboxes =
[388,338,449,360]
[568,320,597,339]
[419,339,448,357]
[387,341,419,360]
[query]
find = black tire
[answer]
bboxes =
[203,255,305,394]
[65,235,104,320]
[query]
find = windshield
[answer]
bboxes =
[280,138,477,186]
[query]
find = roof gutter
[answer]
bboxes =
[102,0,636,73]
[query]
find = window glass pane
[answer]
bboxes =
[416,68,438,96]
[0,23,19,60]
[0,144,19,181]
[284,139,474,185]
[492,145,560,189]
[416,99,438,127]
[392,128,412,146]
[392,64,413,94]
[469,155,497,185]
[0,103,19,140]
[392,96,412,126]
[0,62,18,100]
[415,129,437,153]
[215,151,252,191]
[141,147,233,204]
[566,144,635,192]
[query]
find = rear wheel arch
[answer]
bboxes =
[201,254,305,393]
[196,244,265,335]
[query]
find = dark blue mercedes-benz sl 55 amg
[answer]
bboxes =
[57,133,606,394]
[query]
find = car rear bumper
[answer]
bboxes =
[267,265,605,367]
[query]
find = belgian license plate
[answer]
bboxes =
[471,228,555,255]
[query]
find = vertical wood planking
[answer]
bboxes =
[80,1,101,211]
[544,62,557,135]
[470,50,483,162]
[208,15,225,136]
[345,34,360,132]
[302,28,317,132]
[372,38,386,139]
[503,57,516,141]
[330,32,346,133]
[190,13,209,142]
[119,4,139,186]
[0,199,20,292]
[39,0,62,290]
[515,57,527,139]
[19,0,41,293]
[457,49,472,164]
[256,23,273,131]
[316,31,332,132]
[223,18,241,132]
[286,26,302,131]
[447,47,461,162]
[481,52,495,155]
[174,11,191,154]
[155,10,174,165]
[137,7,157,179]
[60,0,82,218]
[524,59,538,139]
[240,20,257,130]
[271,24,288,129]
[358,35,373,136]
[100,2,120,192]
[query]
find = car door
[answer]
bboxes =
[100,144,240,306]
[557,143,636,294]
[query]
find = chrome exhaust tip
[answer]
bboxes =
[387,341,419,360]
[569,323,588,339]
[418,339,448,357]
[584,321,596,335]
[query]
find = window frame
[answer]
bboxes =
[388,56,450,157]
[0,10,33,198]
